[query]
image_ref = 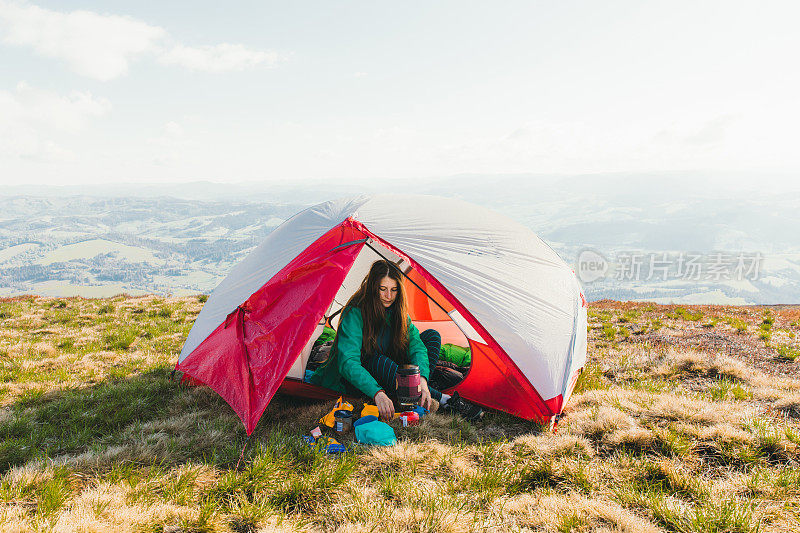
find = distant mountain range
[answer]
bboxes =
[2,173,799,303]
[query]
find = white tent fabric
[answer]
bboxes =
[180,194,586,403]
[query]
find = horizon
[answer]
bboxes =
[4,169,800,197]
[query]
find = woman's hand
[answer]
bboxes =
[419,377,433,411]
[374,390,394,421]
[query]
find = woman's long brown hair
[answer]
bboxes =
[340,259,409,365]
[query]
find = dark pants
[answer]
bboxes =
[345,329,442,402]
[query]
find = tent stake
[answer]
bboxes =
[235,434,253,471]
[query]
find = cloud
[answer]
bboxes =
[147,120,187,148]
[0,82,110,160]
[2,127,72,162]
[1,81,111,132]
[33,140,76,162]
[684,114,738,146]
[504,127,532,141]
[162,121,183,138]
[0,1,165,81]
[653,114,739,147]
[159,43,280,71]
[0,1,281,80]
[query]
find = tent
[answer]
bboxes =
[176,194,588,434]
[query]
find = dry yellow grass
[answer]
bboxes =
[1,297,799,531]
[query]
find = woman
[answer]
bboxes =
[309,259,448,420]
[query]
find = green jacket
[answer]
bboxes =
[309,306,429,399]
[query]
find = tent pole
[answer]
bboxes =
[364,241,451,316]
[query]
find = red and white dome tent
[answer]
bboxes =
[176,195,588,435]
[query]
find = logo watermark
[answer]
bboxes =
[576,250,763,284]
[576,250,609,283]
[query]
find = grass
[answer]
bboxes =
[618,310,640,323]
[0,370,181,470]
[726,317,749,334]
[103,327,139,351]
[572,364,609,394]
[775,344,800,361]
[708,377,752,401]
[0,296,799,532]
[602,322,617,342]
[667,307,703,322]
[623,488,760,533]
[759,317,774,342]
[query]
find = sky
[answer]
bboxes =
[1,0,799,188]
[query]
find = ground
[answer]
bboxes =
[1,296,799,532]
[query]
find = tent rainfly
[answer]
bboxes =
[176,194,588,434]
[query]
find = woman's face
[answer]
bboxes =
[377,276,398,308]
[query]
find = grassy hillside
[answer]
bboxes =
[1,296,799,532]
